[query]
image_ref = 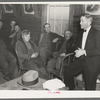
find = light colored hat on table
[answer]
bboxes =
[17,70,45,88]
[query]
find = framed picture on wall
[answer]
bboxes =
[85,4,100,15]
[23,4,35,14]
[3,4,13,13]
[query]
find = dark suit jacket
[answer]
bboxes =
[39,32,52,51]
[79,27,100,70]
[39,32,62,56]
[59,36,76,54]
[49,32,63,52]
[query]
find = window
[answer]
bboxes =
[47,4,70,36]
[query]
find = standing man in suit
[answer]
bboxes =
[64,13,100,90]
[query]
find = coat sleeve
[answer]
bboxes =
[16,41,30,60]
[59,40,67,53]
[30,40,39,53]
[86,30,100,57]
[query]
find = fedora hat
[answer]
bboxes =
[17,70,46,88]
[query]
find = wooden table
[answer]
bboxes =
[0,77,46,90]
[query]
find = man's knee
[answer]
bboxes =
[12,57,17,63]
[46,58,56,73]
[64,67,71,77]
[0,61,9,75]
[8,53,17,64]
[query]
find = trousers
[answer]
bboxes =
[64,57,100,90]
[0,51,17,77]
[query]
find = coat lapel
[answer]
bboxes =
[39,33,44,44]
[84,27,94,49]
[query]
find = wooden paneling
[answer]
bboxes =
[92,15,100,31]
[70,5,84,37]
[41,4,48,32]
[83,5,100,31]
[1,4,42,45]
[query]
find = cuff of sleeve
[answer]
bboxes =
[28,55,30,59]
[84,50,87,56]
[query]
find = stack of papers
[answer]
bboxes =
[43,78,65,91]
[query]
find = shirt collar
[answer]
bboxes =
[84,26,91,33]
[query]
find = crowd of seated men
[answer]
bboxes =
[0,13,100,91]
[0,19,77,82]
[0,20,19,81]
[46,31,77,75]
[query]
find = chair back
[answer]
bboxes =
[50,52,75,81]
[15,49,23,68]
[15,44,28,74]
[63,53,75,67]
[59,52,75,76]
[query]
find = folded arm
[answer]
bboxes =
[16,41,30,60]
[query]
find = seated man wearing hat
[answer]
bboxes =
[16,30,48,79]
[46,31,77,74]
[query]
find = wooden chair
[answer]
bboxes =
[74,73,85,90]
[50,52,86,90]
[50,51,100,90]
[15,48,28,75]
[50,52,75,81]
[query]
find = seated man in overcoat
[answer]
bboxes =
[16,30,48,79]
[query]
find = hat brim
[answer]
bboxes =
[17,77,46,89]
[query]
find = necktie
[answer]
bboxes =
[84,30,86,32]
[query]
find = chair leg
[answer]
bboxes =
[75,79,85,90]
[50,73,54,79]
[82,81,85,90]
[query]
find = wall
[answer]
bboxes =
[41,4,83,38]
[82,5,100,31]
[41,4,48,32]
[1,4,100,45]
[93,15,100,31]
[47,4,70,36]
[71,4,83,37]
[1,4,42,45]
[72,4,100,36]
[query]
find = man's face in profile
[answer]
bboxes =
[44,24,51,33]
[80,16,91,30]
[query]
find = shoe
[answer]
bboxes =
[59,86,69,90]
[68,88,76,90]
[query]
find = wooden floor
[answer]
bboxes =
[76,80,100,90]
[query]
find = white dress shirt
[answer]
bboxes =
[81,26,91,49]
